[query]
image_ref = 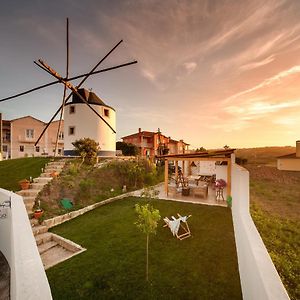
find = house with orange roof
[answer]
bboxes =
[121,128,189,158]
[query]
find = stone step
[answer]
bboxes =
[44,166,63,171]
[23,196,36,204]
[38,241,58,255]
[27,209,33,215]
[32,225,48,236]
[40,245,74,270]
[30,182,48,190]
[40,172,53,178]
[33,177,52,184]
[47,161,65,165]
[25,202,34,212]
[16,189,40,197]
[30,218,39,226]
[35,232,52,246]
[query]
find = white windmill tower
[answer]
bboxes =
[64,88,116,156]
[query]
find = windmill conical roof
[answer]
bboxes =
[70,88,115,110]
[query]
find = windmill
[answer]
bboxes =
[0,18,137,156]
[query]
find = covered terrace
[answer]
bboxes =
[156,149,236,206]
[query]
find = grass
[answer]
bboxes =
[0,157,50,191]
[248,165,300,300]
[251,204,300,300]
[47,197,242,299]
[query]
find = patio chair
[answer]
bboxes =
[163,213,192,240]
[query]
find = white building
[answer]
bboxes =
[277,140,300,171]
[64,88,116,156]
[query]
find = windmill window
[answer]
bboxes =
[69,126,75,135]
[20,145,24,152]
[3,145,8,152]
[58,131,64,140]
[104,109,109,117]
[69,106,75,114]
[35,146,40,152]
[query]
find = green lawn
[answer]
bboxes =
[47,197,242,299]
[0,157,50,191]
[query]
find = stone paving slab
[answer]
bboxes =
[38,241,58,255]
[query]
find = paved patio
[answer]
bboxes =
[135,183,228,207]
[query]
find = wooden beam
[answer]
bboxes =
[170,157,231,162]
[188,161,191,175]
[227,159,232,198]
[164,159,169,196]
[175,160,178,182]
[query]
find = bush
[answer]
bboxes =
[72,138,99,165]
[116,142,139,156]
[236,157,248,165]
[104,159,163,189]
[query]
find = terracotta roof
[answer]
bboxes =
[10,115,45,124]
[277,153,300,159]
[122,131,154,139]
[122,130,188,145]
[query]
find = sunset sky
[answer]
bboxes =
[1,0,300,149]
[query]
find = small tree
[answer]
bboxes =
[72,138,99,166]
[135,203,161,281]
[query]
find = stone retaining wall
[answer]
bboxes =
[43,190,141,229]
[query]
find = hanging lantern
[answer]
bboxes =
[191,161,196,167]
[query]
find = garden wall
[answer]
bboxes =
[231,164,290,300]
[0,188,52,300]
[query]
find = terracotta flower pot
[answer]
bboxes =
[50,171,58,178]
[34,210,44,219]
[19,180,30,190]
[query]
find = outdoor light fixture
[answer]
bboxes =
[0,198,11,219]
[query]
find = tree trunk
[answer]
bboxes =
[146,234,149,281]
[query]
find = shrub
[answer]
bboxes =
[72,138,99,165]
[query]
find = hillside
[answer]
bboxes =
[235,146,295,166]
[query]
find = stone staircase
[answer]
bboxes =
[17,160,65,215]
[30,219,85,270]
[17,159,85,269]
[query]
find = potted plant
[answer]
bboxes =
[19,179,30,190]
[33,200,44,220]
[50,171,58,178]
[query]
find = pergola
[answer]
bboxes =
[156,149,236,198]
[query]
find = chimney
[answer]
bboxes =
[296,140,300,157]
[138,128,141,133]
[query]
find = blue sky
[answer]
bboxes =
[1,0,300,148]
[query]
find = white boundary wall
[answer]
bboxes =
[0,189,52,300]
[231,164,290,300]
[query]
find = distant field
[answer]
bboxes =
[236,146,295,166]
[244,157,299,299]
[0,157,50,191]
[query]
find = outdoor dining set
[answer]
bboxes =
[168,171,227,201]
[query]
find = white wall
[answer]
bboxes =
[231,165,290,300]
[191,161,216,175]
[0,189,52,300]
[64,103,116,152]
